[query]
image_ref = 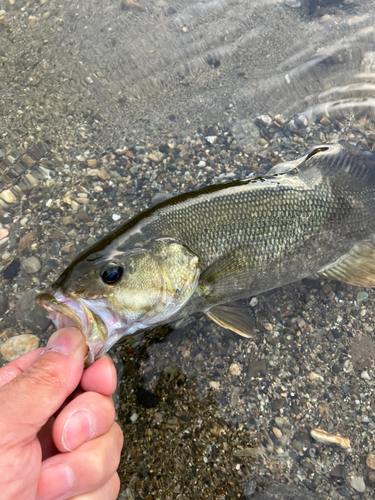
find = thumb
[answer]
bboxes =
[0,328,87,448]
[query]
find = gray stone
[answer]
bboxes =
[350,477,365,493]
[0,289,8,314]
[252,485,323,500]
[151,192,173,205]
[356,291,368,304]
[16,289,51,334]
[21,256,41,274]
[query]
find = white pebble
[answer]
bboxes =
[361,371,371,380]
[249,297,258,307]
[112,214,121,221]
[130,413,138,423]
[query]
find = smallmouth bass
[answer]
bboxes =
[37,142,375,364]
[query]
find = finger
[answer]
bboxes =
[69,473,120,500]
[53,391,115,452]
[36,422,123,500]
[0,328,87,448]
[0,347,43,388]
[80,355,117,396]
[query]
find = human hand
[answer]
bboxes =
[0,327,123,500]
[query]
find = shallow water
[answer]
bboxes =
[1,0,375,499]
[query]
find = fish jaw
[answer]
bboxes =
[36,292,127,365]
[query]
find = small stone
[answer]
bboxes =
[310,428,351,449]
[61,243,75,254]
[248,360,267,377]
[350,477,365,493]
[297,318,306,329]
[198,160,206,167]
[16,290,51,333]
[40,0,47,5]
[0,189,17,204]
[87,168,100,178]
[112,214,121,221]
[209,381,220,389]
[98,168,110,180]
[87,159,97,167]
[272,427,282,438]
[308,372,323,381]
[0,290,9,314]
[285,0,301,7]
[263,322,273,331]
[18,231,37,251]
[229,363,242,376]
[130,413,138,423]
[320,14,331,22]
[148,151,164,162]
[27,15,37,28]
[62,216,74,226]
[330,465,348,479]
[2,251,11,261]
[1,334,40,361]
[357,291,368,304]
[249,297,258,307]
[206,136,216,144]
[366,453,375,470]
[322,284,332,294]
[21,256,41,274]
[361,370,370,380]
[320,117,331,126]
[0,227,9,240]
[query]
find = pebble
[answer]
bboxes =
[0,227,9,240]
[0,290,8,314]
[229,363,242,376]
[263,322,273,331]
[130,413,138,423]
[248,360,267,377]
[361,370,370,380]
[310,428,351,449]
[272,427,282,438]
[1,251,11,261]
[62,216,74,226]
[249,297,258,307]
[16,289,51,333]
[350,477,365,493]
[322,284,332,294]
[366,453,375,470]
[357,291,368,304]
[308,372,323,381]
[21,256,41,274]
[27,16,37,28]
[87,159,97,167]
[112,214,121,221]
[1,334,40,361]
[330,465,347,479]
[0,189,17,204]
[148,151,164,162]
[285,0,301,7]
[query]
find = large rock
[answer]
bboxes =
[16,289,51,334]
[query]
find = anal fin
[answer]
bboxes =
[205,303,253,338]
[319,238,375,287]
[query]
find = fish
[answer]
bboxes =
[37,141,375,364]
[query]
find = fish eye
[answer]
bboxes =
[101,263,123,285]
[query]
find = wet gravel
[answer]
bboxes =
[1,1,375,499]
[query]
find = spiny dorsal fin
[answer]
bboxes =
[319,237,375,287]
[205,303,253,338]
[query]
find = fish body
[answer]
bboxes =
[38,142,375,363]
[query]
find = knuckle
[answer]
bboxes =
[23,361,68,394]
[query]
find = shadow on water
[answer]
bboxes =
[1,0,375,499]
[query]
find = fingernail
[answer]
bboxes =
[62,410,94,451]
[36,464,74,500]
[42,328,83,356]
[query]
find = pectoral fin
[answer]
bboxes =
[205,303,253,338]
[319,238,375,287]
[200,249,253,303]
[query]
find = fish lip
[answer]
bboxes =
[36,291,88,333]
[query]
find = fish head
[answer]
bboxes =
[37,238,200,364]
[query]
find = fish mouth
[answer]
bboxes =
[36,292,125,364]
